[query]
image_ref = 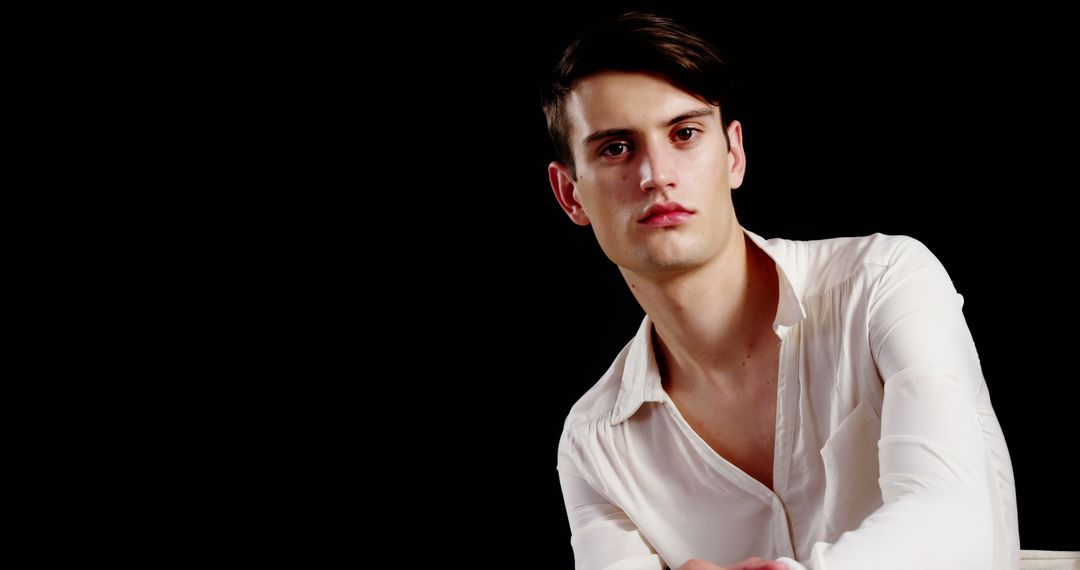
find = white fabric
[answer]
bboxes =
[1019,550,1080,570]
[558,226,1019,569]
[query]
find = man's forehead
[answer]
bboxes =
[566,72,718,141]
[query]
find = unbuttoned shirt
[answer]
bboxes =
[557,226,1019,570]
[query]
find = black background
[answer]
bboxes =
[352,3,1078,564]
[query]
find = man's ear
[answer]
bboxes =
[548,161,590,226]
[726,120,747,190]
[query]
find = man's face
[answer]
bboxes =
[549,71,745,277]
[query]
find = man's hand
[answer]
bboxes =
[677,557,787,570]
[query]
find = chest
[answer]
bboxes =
[668,349,780,491]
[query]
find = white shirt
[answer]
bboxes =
[557,226,1020,570]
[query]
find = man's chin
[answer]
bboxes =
[633,255,707,275]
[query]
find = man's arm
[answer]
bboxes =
[561,460,786,570]
[777,237,997,570]
[558,432,665,570]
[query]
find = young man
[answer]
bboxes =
[543,13,1019,570]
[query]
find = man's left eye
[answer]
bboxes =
[675,128,699,141]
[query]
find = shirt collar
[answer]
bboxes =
[610,225,806,426]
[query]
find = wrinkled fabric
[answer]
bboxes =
[558,226,1018,570]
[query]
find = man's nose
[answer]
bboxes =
[639,143,677,192]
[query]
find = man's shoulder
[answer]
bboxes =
[804,231,916,266]
[560,336,637,436]
[797,232,924,293]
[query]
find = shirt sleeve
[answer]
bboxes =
[558,429,665,570]
[776,237,995,570]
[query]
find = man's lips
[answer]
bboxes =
[639,202,695,226]
[640,211,694,227]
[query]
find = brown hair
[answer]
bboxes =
[540,12,735,180]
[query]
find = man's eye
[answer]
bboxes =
[675,127,700,142]
[601,142,630,157]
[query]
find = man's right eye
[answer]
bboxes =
[601,142,630,157]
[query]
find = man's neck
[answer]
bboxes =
[620,229,780,393]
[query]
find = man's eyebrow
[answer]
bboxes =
[665,108,714,126]
[582,107,716,147]
[583,127,635,147]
